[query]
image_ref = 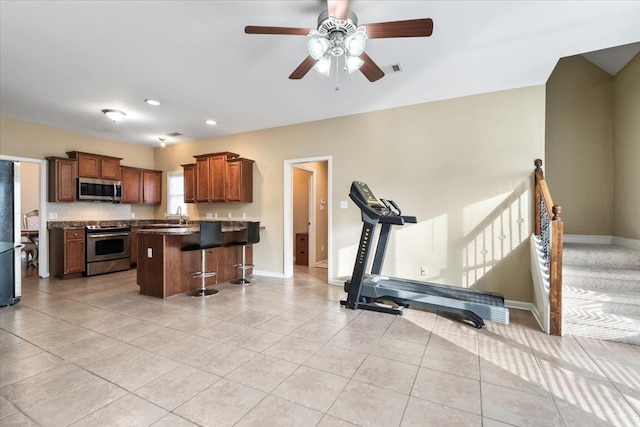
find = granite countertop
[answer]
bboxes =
[136,226,199,235]
[47,219,252,230]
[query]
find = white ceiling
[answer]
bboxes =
[1,1,639,147]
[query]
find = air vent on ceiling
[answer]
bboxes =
[381,64,403,74]
[166,132,182,137]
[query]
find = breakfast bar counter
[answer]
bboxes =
[136,225,252,298]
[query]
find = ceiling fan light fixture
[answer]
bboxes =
[102,109,126,122]
[307,36,330,60]
[345,30,367,57]
[314,56,332,76]
[345,55,365,74]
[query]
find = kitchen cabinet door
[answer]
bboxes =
[121,166,142,203]
[208,154,227,202]
[143,170,162,204]
[226,158,253,202]
[182,164,196,203]
[195,157,210,202]
[130,227,140,264]
[46,157,76,202]
[65,232,85,274]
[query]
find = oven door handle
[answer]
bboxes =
[87,232,130,238]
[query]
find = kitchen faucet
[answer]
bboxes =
[176,206,188,225]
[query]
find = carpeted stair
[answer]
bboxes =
[563,243,640,345]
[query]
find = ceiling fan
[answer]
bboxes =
[245,0,433,82]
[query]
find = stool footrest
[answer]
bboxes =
[233,263,255,270]
[190,271,217,279]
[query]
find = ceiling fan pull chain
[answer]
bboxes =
[335,57,340,91]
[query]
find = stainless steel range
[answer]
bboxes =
[85,225,131,276]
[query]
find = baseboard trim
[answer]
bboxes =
[253,270,285,279]
[505,300,533,311]
[564,235,613,245]
[612,236,640,251]
[563,234,640,250]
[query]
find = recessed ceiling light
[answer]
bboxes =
[102,109,126,122]
[205,119,217,126]
[145,99,161,106]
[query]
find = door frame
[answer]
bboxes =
[0,155,49,279]
[284,156,331,279]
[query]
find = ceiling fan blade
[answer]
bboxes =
[359,52,384,82]
[245,26,310,36]
[364,18,433,39]
[327,0,350,20]
[289,55,318,80]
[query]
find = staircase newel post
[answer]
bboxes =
[550,205,564,336]
[534,159,543,236]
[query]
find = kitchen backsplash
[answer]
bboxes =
[47,202,132,221]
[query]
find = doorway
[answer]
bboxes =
[0,155,49,280]
[284,156,331,280]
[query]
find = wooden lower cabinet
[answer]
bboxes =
[130,227,140,265]
[50,228,85,278]
[295,233,308,266]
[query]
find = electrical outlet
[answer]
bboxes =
[48,212,58,220]
[147,248,153,258]
[321,245,325,252]
[420,266,428,276]
[206,212,213,219]
[130,212,135,219]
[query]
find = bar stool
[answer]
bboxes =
[228,221,260,285]
[182,222,223,296]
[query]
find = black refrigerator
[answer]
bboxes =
[0,159,20,306]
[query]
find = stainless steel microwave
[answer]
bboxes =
[77,177,122,202]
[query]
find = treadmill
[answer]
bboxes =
[340,181,509,328]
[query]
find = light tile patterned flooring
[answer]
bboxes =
[1,267,639,426]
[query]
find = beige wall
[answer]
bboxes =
[0,117,157,220]
[154,85,546,302]
[546,54,640,241]
[545,56,614,235]
[0,86,544,302]
[613,53,640,240]
[20,161,40,220]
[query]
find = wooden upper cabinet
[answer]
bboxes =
[120,166,161,205]
[195,157,210,202]
[194,152,239,203]
[66,151,122,180]
[142,170,161,204]
[121,166,143,204]
[46,157,77,202]
[209,155,227,202]
[226,158,254,202]
[182,163,196,203]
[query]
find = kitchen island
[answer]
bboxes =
[136,224,252,298]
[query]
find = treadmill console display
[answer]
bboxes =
[351,181,387,213]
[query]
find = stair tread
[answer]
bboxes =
[563,243,640,270]
[564,308,640,328]
[563,285,640,303]
[564,265,640,279]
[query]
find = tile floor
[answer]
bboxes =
[1,267,639,426]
